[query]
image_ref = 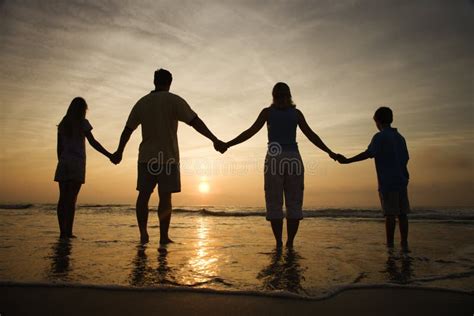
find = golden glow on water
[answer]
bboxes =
[1,209,473,295]
[187,217,218,284]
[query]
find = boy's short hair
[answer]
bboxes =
[154,68,173,86]
[374,107,393,124]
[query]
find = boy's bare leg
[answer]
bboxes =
[398,214,409,250]
[136,191,152,244]
[385,215,396,247]
[158,189,173,245]
[286,219,300,248]
[270,219,283,248]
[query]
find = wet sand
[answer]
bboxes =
[1,284,472,315]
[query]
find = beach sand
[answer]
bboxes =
[1,284,472,315]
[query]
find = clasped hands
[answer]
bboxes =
[329,151,349,164]
[213,139,228,154]
[110,151,123,165]
[109,142,348,163]
[109,141,228,166]
[214,142,350,163]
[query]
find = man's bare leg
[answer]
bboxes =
[385,215,396,248]
[158,189,173,245]
[136,191,152,244]
[270,219,283,248]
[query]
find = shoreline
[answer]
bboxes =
[1,282,472,315]
[0,280,472,301]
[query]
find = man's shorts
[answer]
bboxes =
[54,158,86,184]
[379,188,410,216]
[264,151,304,221]
[137,162,181,193]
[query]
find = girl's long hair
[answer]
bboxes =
[58,97,88,137]
[271,82,296,109]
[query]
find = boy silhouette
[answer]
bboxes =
[338,107,410,250]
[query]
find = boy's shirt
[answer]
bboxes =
[366,127,409,193]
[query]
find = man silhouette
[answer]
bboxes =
[111,68,226,244]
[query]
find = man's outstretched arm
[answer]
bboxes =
[111,127,134,164]
[189,116,226,153]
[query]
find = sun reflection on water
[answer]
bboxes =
[187,217,219,284]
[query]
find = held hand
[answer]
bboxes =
[213,140,228,154]
[336,154,349,164]
[329,152,349,164]
[328,151,339,161]
[110,151,123,165]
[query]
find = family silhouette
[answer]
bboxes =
[54,68,411,251]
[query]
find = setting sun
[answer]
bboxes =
[198,181,210,194]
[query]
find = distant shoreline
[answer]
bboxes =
[1,203,474,209]
[1,204,473,221]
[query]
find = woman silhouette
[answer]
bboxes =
[225,83,338,247]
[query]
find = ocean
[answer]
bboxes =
[0,204,473,299]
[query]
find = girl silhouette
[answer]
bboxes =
[54,97,111,238]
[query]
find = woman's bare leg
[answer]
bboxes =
[286,219,300,248]
[270,219,283,248]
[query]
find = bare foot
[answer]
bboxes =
[159,237,174,245]
[401,241,410,253]
[67,234,77,239]
[285,241,294,249]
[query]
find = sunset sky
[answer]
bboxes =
[0,0,473,208]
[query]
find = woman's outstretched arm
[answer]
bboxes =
[85,130,112,159]
[226,108,269,148]
[297,109,337,159]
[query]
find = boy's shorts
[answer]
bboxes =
[54,158,86,184]
[379,189,410,216]
[137,162,181,193]
[264,151,304,221]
